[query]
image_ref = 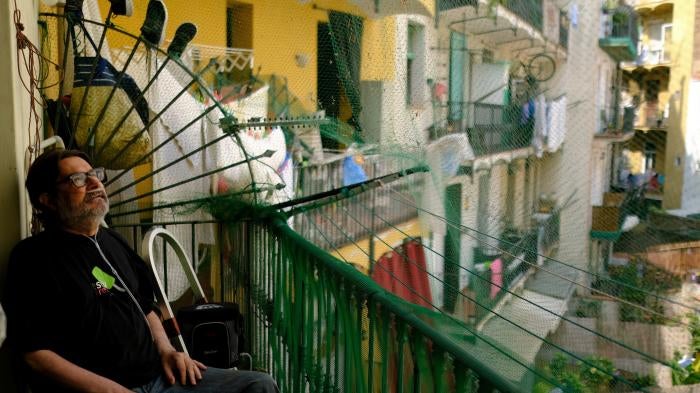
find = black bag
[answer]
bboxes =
[177,302,245,369]
[140,228,250,369]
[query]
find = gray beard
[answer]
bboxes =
[56,196,109,229]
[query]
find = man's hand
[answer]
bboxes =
[160,350,207,386]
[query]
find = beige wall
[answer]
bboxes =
[662,0,696,209]
[378,13,435,146]
[0,1,36,391]
[537,1,618,270]
[550,314,690,388]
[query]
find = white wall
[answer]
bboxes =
[513,159,528,229]
[379,14,435,146]
[0,1,36,391]
[590,142,613,206]
[537,0,617,269]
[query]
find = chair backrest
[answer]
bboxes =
[140,227,208,352]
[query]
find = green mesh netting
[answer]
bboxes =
[32,0,700,391]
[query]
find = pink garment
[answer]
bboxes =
[490,258,503,299]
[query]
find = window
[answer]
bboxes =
[662,23,672,63]
[643,142,656,174]
[646,22,672,64]
[226,2,253,49]
[406,23,424,106]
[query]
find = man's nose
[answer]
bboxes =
[85,173,103,188]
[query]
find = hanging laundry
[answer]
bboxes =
[423,134,474,236]
[371,252,394,294]
[521,98,535,125]
[343,154,368,186]
[533,94,548,157]
[276,151,295,203]
[569,3,579,28]
[490,258,504,299]
[403,239,433,308]
[546,95,567,153]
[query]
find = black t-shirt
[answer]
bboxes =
[3,228,161,392]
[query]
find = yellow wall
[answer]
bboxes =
[633,0,696,208]
[97,0,398,113]
[361,16,396,81]
[656,0,695,208]
[330,218,424,274]
[97,0,228,48]
[237,0,363,112]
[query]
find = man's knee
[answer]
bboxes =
[247,372,277,393]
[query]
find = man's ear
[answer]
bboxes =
[38,192,56,211]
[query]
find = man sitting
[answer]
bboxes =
[3,149,277,393]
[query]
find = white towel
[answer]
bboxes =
[110,52,216,300]
[533,94,547,157]
[213,86,289,205]
[421,133,474,235]
[546,96,567,153]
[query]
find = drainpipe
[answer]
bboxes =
[612,64,621,129]
[467,48,474,129]
[368,162,377,272]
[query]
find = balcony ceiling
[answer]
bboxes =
[347,0,434,18]
[623,65,670,86]
[599,37,637,62]
[442,2,545,47]
[635,1,674,15]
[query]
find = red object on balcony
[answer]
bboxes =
[371,240,432,308]
[403,240,433,307]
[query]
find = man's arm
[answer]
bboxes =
[24,350,132,393]
[146,311,206,386]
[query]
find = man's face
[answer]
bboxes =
[53,157,109,227]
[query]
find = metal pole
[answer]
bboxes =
[368,162,377,273]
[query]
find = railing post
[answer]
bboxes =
[396,322,408,393]
[432,349,448,393]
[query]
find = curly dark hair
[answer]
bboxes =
[26,149,91,226]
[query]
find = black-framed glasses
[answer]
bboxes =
[56,167,107,188]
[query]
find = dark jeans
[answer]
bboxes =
[132,368,278,393]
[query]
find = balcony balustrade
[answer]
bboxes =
[599,5,639,62]
[503,0,543,31]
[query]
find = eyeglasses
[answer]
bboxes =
[56,167,107,188]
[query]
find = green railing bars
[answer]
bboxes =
[221,215,531,393]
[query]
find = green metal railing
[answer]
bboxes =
[470,103,534,155]
[471,231,538,324]
[437,0,478,12]
[220,215,539,393]
[429,102,534,155]
[503,0,543,31]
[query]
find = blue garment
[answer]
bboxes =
[343,156,368,186]
[74,56,150,124]
[132,367,278,393]
[520,99,535,125]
